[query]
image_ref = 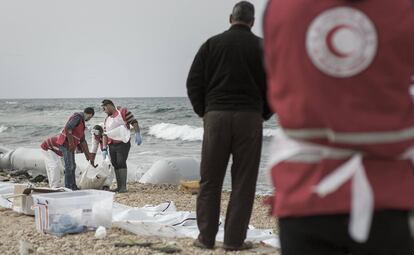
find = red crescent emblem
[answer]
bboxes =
[326,25,352,58]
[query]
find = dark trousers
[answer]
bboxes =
[109,141,131,170]
[197,111,263,247]
[59,145,77,190]
[279,210,414,255]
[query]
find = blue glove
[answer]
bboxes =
[102,149,108,160]
[135,132,142,145]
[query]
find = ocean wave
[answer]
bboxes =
[24,105,58,112]
[6,101,17,105]
[0,125,8,133]
[148,123,278,141]
[152,107,175,113]
[149,123,203,141]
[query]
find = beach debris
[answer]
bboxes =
[95,226,107,239]
[179,180,199,194]
[29,175,46,183]
[19,240,33,255]
[114,239,181,254]
[114,239,155,248]
[151,243,182,254]
[0,175,10,182]
[9,170,30,178]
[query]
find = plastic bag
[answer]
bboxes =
[78,162,112,190]
[104,125,130,143]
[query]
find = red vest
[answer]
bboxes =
[40,135,63,157]
[56,113,86,147]
[264,0,414,217]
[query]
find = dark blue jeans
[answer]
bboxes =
[59,145,77,190]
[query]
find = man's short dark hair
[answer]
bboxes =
[84,107,95,116]
[232,1,255,24]
[101,99,114,107]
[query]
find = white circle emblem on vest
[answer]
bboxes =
[306,7,378,78]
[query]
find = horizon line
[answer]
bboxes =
[0,96,188,100]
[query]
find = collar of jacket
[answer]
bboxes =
[229,24,251,32]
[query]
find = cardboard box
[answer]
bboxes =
[11,184,66,215]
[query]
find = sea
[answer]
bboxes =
[0,97,278,194]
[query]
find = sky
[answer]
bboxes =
[0,0,268,99]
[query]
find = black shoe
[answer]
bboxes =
[223,241,253,251]
[193,239,214,250]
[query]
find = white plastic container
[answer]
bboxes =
[32,190,114,235]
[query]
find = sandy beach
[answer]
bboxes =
[0,182,280,255]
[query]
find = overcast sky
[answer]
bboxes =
[0,0,268,99]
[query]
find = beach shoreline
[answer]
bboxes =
[0,182,279,255]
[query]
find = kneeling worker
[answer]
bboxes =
[40,135,64,188]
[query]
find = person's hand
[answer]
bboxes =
[102,148,108,160]
[135,132,142,145]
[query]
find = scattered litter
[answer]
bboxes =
[179,180,199,194]
[151,244,182,254]
[29,175,47,183]
[19,240,33,255]
[114,239,155,248]
[114,240,181,254]
[95,226,107,239]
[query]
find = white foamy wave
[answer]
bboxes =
[6,101,17,105]
[149,123,278,141]
[0,125,8,133]
[149,123,203,141]
[263,129,278,137]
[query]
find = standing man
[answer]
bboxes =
[264,1,414,254]
[187,1,272,251]
[56,107,95,190]
[101,99,142,193]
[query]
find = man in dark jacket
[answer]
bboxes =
[186,1,272,251]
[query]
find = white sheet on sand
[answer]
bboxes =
[112,201,280,248]
[0,182,14,208]
[0,182,280,248]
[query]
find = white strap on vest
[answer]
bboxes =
[268,130,376,242]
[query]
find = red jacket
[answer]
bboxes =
[41,135,63,157]
[264,0,414,217]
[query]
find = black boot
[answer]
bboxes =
[111,169,121,192]
[117,168,127,193]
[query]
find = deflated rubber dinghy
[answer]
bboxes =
[139,157,200,184]
[0,147,139,182]
[0,147,200,185]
